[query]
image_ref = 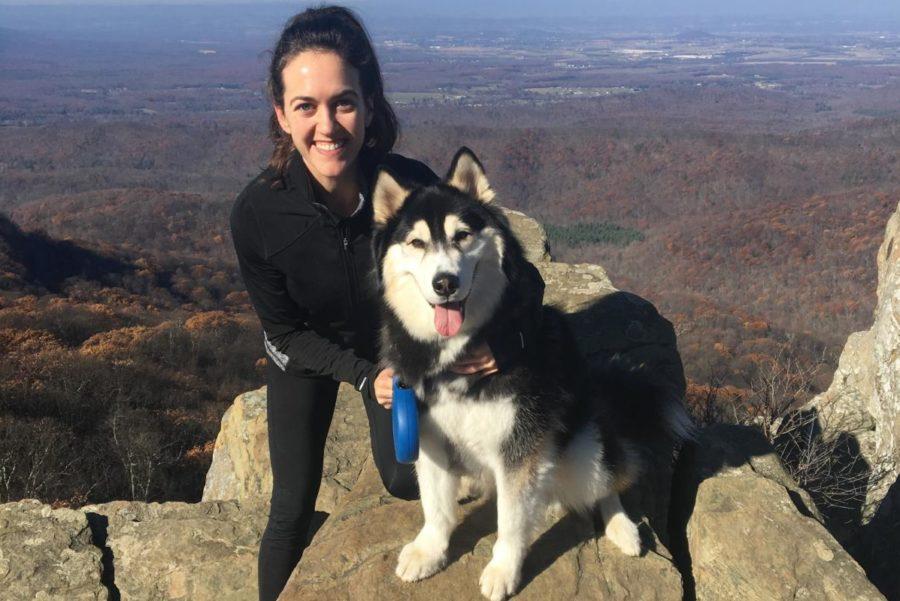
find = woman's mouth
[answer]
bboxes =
[314,140,347,154]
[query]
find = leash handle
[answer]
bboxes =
[392,376,420,464]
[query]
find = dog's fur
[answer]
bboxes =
[372,148,692,600]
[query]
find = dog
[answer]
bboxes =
[371,147,692,600]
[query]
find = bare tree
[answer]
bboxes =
[742,341,827,442]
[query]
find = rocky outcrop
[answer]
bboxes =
[2,206,891,600]
[502,208,551,264]
[671,425,885,601]
[279,458,683,601]
[805,201,900,519]
[201,387,271,507]
[83,500,266,601]
[0,500,106,600]
[201,382,371,514]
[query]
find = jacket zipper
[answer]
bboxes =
[339,222,359,311]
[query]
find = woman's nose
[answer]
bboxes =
[317,109,337,135]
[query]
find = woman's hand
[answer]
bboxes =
[449,342,499,377]
[373,367,395,409]
[374,344,497,410]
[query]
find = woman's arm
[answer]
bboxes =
[230,196,377,392]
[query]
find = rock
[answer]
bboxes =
[201,387,270,507]
[82,500,266,601]
[806,201,900,519]
[279,459,682,601]
[0,499,106,601]
[501,207,551,263]
[671,425,884,601]
[539,262,685,394]
[202,382,370,514]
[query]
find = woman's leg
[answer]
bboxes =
[258,362,338,601]
[360,381,420,501]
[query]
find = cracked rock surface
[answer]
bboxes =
[82,500,266,601]
[202,382,369,514]
[0,499,106,601]
[805,201,900,519]
[672,425,885,601]
[278,458,682,601]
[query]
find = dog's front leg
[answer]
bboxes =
[479,465,544,601]
[396,444,458,582]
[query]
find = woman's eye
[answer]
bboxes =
[454,231,472,244]
[296,102,313,112]
[336,99,356,111]
[408,239,426,249]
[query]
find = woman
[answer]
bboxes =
[230,6,539,600]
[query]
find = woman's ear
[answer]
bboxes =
[274,104,291,134]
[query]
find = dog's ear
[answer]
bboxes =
[446,147,495,203]
[372,167,412,226]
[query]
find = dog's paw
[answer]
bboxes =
[479,557,520,601]
[395,541,447,582]
[605,513,641,557]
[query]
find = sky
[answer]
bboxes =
[0,0,898,19]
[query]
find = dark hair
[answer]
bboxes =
[266,5,398,182]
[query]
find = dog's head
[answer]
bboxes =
[372,147,510,342]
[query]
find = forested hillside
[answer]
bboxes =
[1,8,898,507]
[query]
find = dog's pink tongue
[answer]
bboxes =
[434,302,464,337]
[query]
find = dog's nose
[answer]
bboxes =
[432,273,459,297]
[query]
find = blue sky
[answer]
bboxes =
[0,0,897,19]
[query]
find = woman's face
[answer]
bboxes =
[274,50,372,192]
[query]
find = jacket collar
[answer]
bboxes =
[281,151,320,216]
[282,149,377,220]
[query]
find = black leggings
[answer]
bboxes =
[258,362,419,601]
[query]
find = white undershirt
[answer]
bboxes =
[349,192,365,217]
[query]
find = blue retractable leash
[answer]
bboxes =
[392,376,419,464]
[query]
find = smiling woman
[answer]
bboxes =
[230,8,434,600]
[228,6,540,601]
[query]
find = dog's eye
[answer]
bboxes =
[408,238,427,249]
[454,231,472,244]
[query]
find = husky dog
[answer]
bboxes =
[371,148,691,601]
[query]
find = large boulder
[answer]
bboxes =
[805,201,900,520]
[82,500,266,601]
[278,458,682,601]
[539,261,685,394]
[671,425,884,601]
[201,387,270,508]
[0,499,106,601]
[202,383,370,514]
[501,208,551,264]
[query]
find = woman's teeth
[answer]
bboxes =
[316,141,345,151]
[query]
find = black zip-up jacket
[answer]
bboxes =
[230,150,544,393]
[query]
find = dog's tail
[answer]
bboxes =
[593,354,696,448]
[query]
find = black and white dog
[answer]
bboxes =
[372,148,691,600]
